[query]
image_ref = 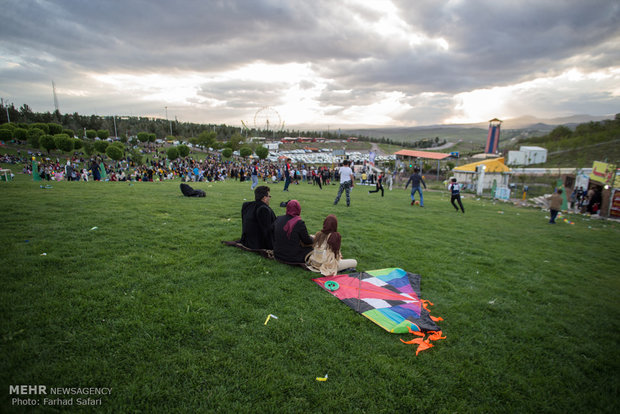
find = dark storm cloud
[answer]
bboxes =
[1,0,618,124]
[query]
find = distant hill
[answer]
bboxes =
[338,114,615,147]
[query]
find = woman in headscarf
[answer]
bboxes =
[272,200,314,263]
[306,214,357,276]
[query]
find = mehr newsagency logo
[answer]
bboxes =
[9,385,112,407]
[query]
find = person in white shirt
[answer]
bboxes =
[333,160,354,207]
[448,178,465,213]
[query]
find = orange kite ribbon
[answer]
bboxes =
[401,326,445,355]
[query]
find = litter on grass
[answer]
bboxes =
[264,314,278,325]
[90,226,98,231]
[316,374,328,381]
[40,253,47,256]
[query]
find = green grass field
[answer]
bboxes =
[1,173,619,413]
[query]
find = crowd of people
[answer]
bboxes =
[569,186,603,214]
[239,185,358,276]
[12,149,367,187]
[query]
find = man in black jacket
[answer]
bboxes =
[240,186,276,249]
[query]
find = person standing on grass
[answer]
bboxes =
[368,171,384,197]
[548,188,563,224]
[405,166,427,207]
[250,160,259,190]
[90,159,101,181]
[333,160,354,207]
[448,177,465,213]
[240,186,276,249]
[283,158,292,191]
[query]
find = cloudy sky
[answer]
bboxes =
[1,0,619,129]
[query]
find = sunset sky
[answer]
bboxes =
[1,0,619,129]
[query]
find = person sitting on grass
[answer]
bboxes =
[240,186,276,249]
[272,200,314,263]
[306,214,357,276]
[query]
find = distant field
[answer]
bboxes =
[1,175,619,412]
[348,127,489,145]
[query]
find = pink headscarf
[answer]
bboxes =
[283,200,302,239]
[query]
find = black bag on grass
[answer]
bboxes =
[180,183,206,197]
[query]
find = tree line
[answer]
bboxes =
[0,101,447,150]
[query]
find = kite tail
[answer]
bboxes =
[422,299,444,321]
[401,314,446,356]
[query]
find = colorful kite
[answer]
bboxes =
[314,268,445,355]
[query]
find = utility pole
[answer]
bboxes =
[113,116,118,139]
[165,106,172,136]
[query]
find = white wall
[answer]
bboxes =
[507,151,526,165]
[507,147,548,165]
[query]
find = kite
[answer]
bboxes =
[314,268,445,355]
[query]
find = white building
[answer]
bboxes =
[507,146,548,166]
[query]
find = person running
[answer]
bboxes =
[404,167,426,206]
[448,177,465,213]
[333,160,354,207]
[368,171,384,197]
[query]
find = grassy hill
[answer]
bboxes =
[506,115,620,167]
[1,176,618,412]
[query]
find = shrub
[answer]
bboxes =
[110,141,125,150]
[166,147,179,160]
[97,129,109,140]
[14,128,28,142]
[73,138,83,150]
[222,148,233,158]
[63,128,74,138]
[82,141,94,156]
[106,145,123,161]
[94,140,109,153]
[54,134,74,152]
[47,123,63,134]
[239,146,253,158]
[40,135,56,153]
[255,146,269,160]
[0,129,12,141]
[137,132,149,143]
[177,144,190,158]
[86,129,97,139]
[28,128,44,148]
[32,123,49,134]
